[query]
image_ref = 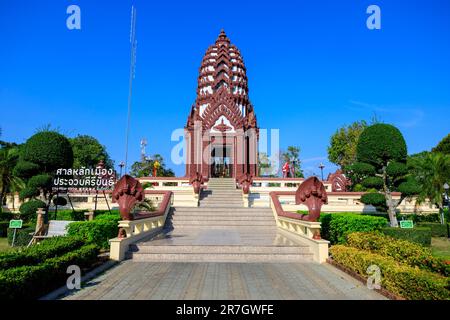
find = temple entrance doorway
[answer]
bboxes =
[211,146,233,178]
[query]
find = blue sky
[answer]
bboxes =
[1,0,449,177]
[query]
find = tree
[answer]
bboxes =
[432,134,450,155]
[130,154,175,178]
[70,135,114,169]
[352,124,420,227]
[0,142,25,207]
[408,152,450,221]
[328,120,368,168]
[14,131,74,209]
[281,146,304,178]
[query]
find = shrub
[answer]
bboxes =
[356,124,407,166]
[19,200,46,221]
[0,244,99,300]
[95,213,121,223]
[27,174,53,192]
[0,236,85,269]
[347,232,449,276]
[52,209,87,221]
[67,220,117,248]
[0,222,9,237]
[0,209,13,221]
[361,177,383,189]
[320,213,388,244]
[382,227,432,246]
[416,222,449,237]
[12,161,40,179]
[360,192,387,212]
[329,245,450,300]
[7,226,34,246]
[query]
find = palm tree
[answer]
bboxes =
[409,152,450,222]
[0,144,25,210]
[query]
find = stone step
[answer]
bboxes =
[128,252,313,263]
[173,209,273,214]
[170,220,275,226]
[130,244,310,254]
[167,225,278,230]
[200,200,243,204]
[171,216,274,221]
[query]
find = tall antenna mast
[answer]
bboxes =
[124,5,137,174]
[140,138,147,162]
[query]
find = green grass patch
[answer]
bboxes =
[0,238,13,253]
[431,237,450,261]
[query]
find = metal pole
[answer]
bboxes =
[124,6,137,174]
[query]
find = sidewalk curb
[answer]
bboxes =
[40,259,119,300]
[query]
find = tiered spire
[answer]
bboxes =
[186,30,256,131]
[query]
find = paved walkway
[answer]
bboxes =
[61,261,386,300]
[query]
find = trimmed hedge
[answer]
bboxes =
[320,213,388,244]
[347,232,449,276]
[330,245,450,300]
[0,244,99,300]
[0,222,9,237]
[0,236,85,269]
[382,227,432,247]
[51,209,87,221]
[7,226,34,246]
[416,222,449,238]
[67,219,117,248]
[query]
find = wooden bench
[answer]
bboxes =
[28,220,73,246]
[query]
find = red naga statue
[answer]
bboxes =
[295,176,328,222]
[189,171,204,194]
[238,173,253,194]
[112,175,144,220]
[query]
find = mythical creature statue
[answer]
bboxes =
[112,175,144,220]
[189,171,204,194]
[238,172,253,194]
[295,176,328,222]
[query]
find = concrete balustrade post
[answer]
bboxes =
[84,211,94,221]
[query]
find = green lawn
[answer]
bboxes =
[431,237,450,261]
[0,237,12,253]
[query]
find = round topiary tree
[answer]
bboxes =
[353,124,419,227]
[22,131,73,173]
[14,131,74,218]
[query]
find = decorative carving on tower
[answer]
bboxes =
[185,30,259,179]
[295,177,328,222]
[327,170,349,192]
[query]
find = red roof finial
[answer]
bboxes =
[216,29,230,44]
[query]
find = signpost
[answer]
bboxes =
[9,219,23,247]
[399,220,414,229]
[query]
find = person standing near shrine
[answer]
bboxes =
[282,161,290,178]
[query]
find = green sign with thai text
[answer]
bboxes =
[9,220,23,229]
[400,220,414,229]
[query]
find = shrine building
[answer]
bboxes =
[185,30,259,180]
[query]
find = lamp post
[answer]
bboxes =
[290,157,297,178]
[443,183,449,226]
[318,163,325,181]
[119,161,125,178]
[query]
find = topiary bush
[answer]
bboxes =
[52,196,67,207]
[360,192,387,212]
[381,227,432,246]
[18,199,46,221]
[12,161,40,179]
[7,226,34,246]
[329,245,450,300]
[21,131,73,173]
[0,222,9,237]
[319,213,388,244]
[67,220,118,248]
[356,124,407,166]
[346,232,449,276]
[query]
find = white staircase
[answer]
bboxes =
[128,178,313,262]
